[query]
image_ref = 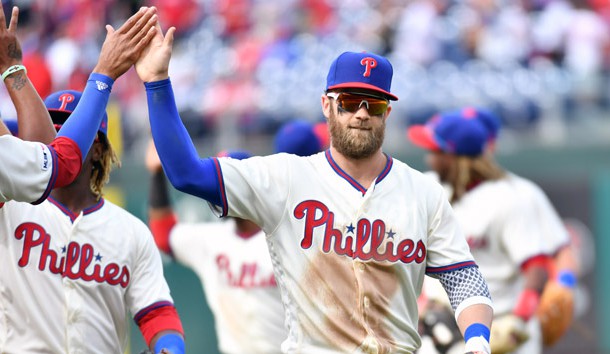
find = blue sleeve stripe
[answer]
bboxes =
[212,157,228,217]
[426,260,477,274]
[32,144,58,205]
[133,300,174,323]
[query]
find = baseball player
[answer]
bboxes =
[408,110,554,354]
[0,6,186,354]
[138,24,493,354]
[146,120,326,353]
[474,107,579,347]
[0,4,159,205]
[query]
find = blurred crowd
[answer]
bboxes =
[1,0,609,153]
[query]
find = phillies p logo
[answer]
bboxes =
[57,93,75,111]
[360,57,378,77]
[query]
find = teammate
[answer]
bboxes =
[0,4,154,205]
[147,146,285,354]
[0,5,185,354]
[145,119,326,353]
[474,107,579,348]
[408,109,553,354]
[138,23,493,354]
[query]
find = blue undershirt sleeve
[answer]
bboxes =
[144,78,221,206]
[56,73,114,162]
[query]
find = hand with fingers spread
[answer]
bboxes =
[135,22,176,82]
[0,4,23,75]
[93,6,159,80]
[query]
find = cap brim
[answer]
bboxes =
[327,83,398,101]
[407,125,440,151]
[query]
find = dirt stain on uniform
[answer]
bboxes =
[302,250,400,353]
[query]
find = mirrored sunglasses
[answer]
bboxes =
[327,92,389,116]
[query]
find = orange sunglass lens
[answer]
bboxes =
[337,94,388,115]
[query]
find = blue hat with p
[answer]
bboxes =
[274,119,323,157]
[407,109,488,157]
[44,90,108,135]
[326,51,398,101]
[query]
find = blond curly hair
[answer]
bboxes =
[449,155,505,204]
[90,133,120,200]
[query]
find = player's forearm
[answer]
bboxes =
[148,169,177,254]
[56,73,114,162]
[145,78,222,204]
[458,304,492,354]
[5,69,55,144]
[554,244,579,276]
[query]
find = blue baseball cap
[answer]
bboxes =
[407,110,488,157]
[216,149,252,160]
[326,51,398,101]
[472,107,501,141]
[274,119,323,157]
[44,90,108,135]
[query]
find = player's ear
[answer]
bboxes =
[90,138,104,162]
[321,94,332,118]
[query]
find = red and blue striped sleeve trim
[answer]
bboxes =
[426,260,477,274]
[212,157,229,217]
[134,300,174,324]
[32,144,59,205]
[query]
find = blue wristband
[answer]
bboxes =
[558,270,577,288]
[464,323,490,342]
[154,333,184,354]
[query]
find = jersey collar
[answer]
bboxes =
[324,150,393,196]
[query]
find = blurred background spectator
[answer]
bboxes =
[1,0,609,155]
[0,1,608,353]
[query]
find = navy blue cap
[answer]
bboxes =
[274,120,323,157]
[407,110,488,157]
[326,51,398,101]
[44,90,108,135]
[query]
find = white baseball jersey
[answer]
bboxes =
[169,219,286,354]
[0,197,173,353]
[0,135,54,204]
[212,151,476,354]
[506,173,570,255]
[448,177,550,315]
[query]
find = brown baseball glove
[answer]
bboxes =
[536,280,575,346]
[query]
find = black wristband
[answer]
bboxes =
[149,170,171,208]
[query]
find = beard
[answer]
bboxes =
[328,109,385,159]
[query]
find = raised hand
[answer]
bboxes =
[93,6,159,80]
[135,22,176,83]
[0,4,22,73]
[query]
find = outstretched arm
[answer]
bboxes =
[56,6,158,159]
[433,266,493,354]
[137,24,222,205]
[0,5,55,143]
